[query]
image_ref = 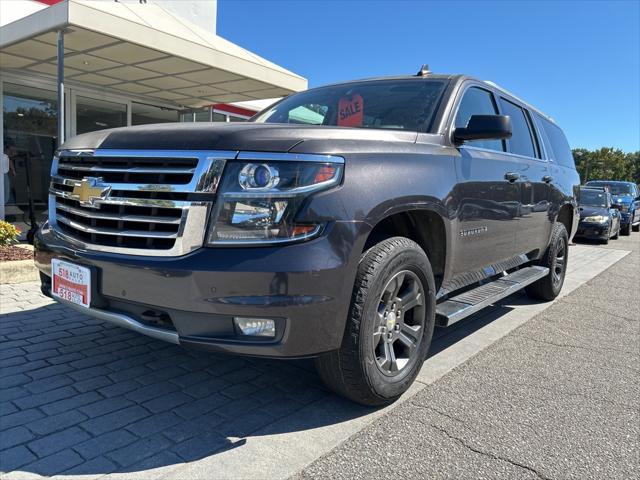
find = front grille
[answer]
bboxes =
[55,196,182,250]
[49,150,231,256]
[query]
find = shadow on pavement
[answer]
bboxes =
[1,290,522,476]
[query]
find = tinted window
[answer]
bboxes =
[579,189,607,208]
[536,115,575,168]
[454,87,503,151]
[499,98,536,158]
[254,79,447,132]
[586,181,635,196]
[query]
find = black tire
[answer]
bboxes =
[621,224,631,236]
[525,223,568,301]
[632,214,639,232]
[315,237,435,406]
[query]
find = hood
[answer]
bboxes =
[579,206,608,218]
[59,122,419,153]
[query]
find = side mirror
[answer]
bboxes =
[454,115,512,145]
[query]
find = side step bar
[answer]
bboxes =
[436,266,549,327]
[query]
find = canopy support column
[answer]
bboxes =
[57,29,65,145]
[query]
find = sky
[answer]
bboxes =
[218,0,640,152]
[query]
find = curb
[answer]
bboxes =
[0,245,39,284]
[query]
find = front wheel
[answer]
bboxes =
[621,223,631,236]
[315,237,435,406]
[525,223,568,301]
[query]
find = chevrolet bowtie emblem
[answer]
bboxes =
[72,177,111,208]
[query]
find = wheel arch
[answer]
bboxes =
[362,206,450,292]
[556,203,575,239]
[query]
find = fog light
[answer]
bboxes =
[233,317,276,337]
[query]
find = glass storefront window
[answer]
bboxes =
[213,112,226,122]
[2,83,57,230]
[194,109,210,122]
[180,108,212,122]
[76,96,126,135]
[132,102,179,125]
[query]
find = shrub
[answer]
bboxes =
[0,221,21,247]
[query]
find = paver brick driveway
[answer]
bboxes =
[1,282,330,477]
[0,243,633,479]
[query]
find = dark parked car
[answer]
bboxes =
[575,187,621,243]
[34,71,580,405]
[584,180,640,235]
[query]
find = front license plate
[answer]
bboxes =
[51,259,91,308]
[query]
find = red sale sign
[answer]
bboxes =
[338,94,364,127]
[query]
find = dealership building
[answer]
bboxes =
[0,0,306,228]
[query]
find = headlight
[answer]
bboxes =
[582,215,608,223]
[206,158,343,245]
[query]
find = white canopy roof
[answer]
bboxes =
[0,0,307,107]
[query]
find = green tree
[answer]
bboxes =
[572,147,638,184]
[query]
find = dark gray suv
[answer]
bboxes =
[35,71,580,405]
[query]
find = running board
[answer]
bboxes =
[436,266,549,327]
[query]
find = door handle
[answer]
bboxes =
[542,175,553,183]
[504,172,520,182]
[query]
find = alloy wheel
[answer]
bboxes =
[374,270,426,375]
[552,239,566,287]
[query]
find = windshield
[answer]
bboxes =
[253,79,448,132]
[580,189,608,208]
[586,182,634,196]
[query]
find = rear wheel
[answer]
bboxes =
[525,223,568,301]
[621,223,631,236]
[315,237,435,406]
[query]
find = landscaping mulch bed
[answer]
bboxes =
[0,246,33,262]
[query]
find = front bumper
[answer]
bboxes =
[575,221,610,240]
[34,222,363,358]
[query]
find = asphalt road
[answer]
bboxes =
[295,234,639,480]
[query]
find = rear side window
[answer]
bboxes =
[536,114,575,168]
[454,87,503,151]
[499,98,537,158]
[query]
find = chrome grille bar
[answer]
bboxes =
[49,187,194,209]
[57,165,197,174]
[57,215,179,239]
[52,174,189,194]
[56,202,182,225]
